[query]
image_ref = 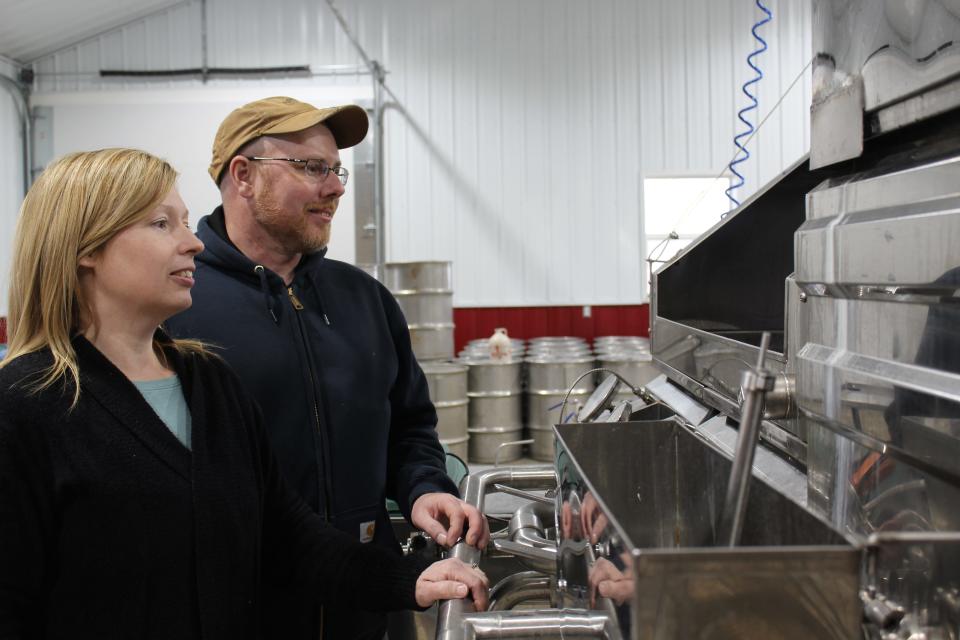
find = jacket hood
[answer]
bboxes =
[195,206,329,284]
[194,206,334,325]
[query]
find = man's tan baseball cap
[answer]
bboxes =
[209,96,369,184]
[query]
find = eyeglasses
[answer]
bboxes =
[244,156,349,186]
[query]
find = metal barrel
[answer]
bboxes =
[421,362,469,449]
[442,435,469,462]
[595,351,659,401]
[460,338,526,360]
[383,260,451,291]
[384,261,454,361]
[592,335,649,349]
[524,352,595,461]
[463,356,524,463]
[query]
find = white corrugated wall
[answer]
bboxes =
[25,0,811,307]
[0,57,25,317]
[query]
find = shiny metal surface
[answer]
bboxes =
[525,357,597,394]
[422,362,469,400]
[422,362,470,441]
[466,427,523,464]
[463,359,523,393]
[434,401,468,440]
[467,393,522,430]
[795,153,960,490]
[861,531,960,639]
[555,420,861,640]
[719,333,776,546]
[811,0,960,163]
[384,260,452,292]
[577,375,621,423]
[385,261,455,361]
[437,466,557,640]
[642,375,711,427]
[409,324,455,361]
[448,609,622,639]
[595,354,659,392]
[810,76,864,170]
[526,388,592,462]
[394,290,454,325]
[527,425,561,462]
[487,572,552,611]
[801,95,960,637]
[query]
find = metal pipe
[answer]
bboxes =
[437,465,556,640]
[720,332,775,546]
[321,0,387,270]
[372,62,385,269]
[455,609,622,639]
[0,71,32,196]
[487,572,552,611]
[200,0,208,83]
[502,501,557,573]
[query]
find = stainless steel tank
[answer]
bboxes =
[424,4,960,639]
[524,353,595,461]
[420,361,469,460]
[463,356,524,463]
[384,261,454,361]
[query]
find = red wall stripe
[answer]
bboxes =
[0,306,650,354]
[453,304,649,354]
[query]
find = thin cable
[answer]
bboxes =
[555,368,648,428]
[644,53,814,265]
[726,0,773,207]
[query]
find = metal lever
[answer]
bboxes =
[493,483,554,506]
[492,538,557,564]
[720,332,775,547]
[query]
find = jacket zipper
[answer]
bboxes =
[288,283,329,640]
[287,285,331,520]
[287,287,305,310]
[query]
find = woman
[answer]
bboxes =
[0,148,487,639]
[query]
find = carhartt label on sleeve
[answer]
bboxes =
[360,520,375,543]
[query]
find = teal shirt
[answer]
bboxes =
[133,375,192,450]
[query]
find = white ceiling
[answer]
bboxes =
[0,0,188,64]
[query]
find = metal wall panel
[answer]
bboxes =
[0,0,187,63]
[0,59,23,317]
[23,0,811,307]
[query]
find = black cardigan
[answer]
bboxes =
[0,334,430,640]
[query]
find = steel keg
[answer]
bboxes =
[463,356,524,463]
[593,336,654,403]
[384,261,454,361]
[525,353,595,461]
[596,352,657,402]
[421,362,469,447]
[383,260,451,291]
[593,335,649,349]
[460,337,526,360]
[356,263,381,280]
[443,435,469,461]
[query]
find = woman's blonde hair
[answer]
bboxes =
[2,147,207,403]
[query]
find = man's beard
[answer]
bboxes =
[252,183,332,254]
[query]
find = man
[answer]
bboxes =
[166,96,489,639]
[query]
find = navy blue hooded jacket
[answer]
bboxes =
[166,207,458,545]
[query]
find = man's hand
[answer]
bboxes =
[411,492,490,548]
[415,558,489,609]
[588,556,633,607]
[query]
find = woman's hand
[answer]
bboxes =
[415,558,489,610]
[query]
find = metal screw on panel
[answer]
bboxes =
[799,291,808,303]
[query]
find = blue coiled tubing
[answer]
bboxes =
[726,0,773,208]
